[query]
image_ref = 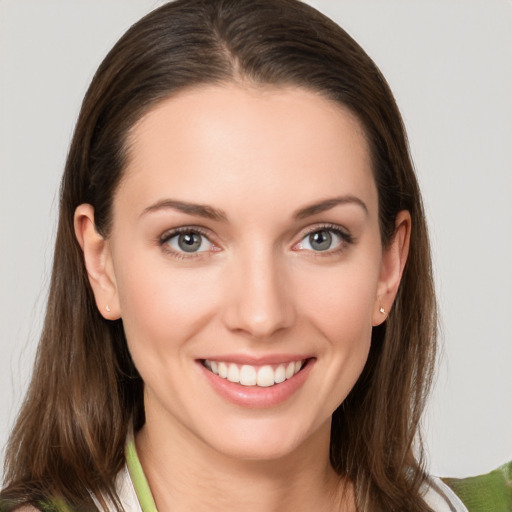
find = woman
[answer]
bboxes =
[0,0,472,510]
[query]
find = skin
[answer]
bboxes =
[75,84,410,512]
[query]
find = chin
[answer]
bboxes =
[197,415,328,463]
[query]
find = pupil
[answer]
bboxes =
[310,230,331,251]
[178,232,201,252]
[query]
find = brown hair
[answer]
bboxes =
[2,1,437,510]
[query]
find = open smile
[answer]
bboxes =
[202,359,306,387]
[198,357,314,408]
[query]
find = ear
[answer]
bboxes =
[74,204,121,320]
[372,210,411,326]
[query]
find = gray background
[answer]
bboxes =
[1,0,511,478]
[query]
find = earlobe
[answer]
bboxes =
[372,210,411,326]
[74,204,121,320]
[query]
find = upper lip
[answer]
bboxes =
[198,354,314,365]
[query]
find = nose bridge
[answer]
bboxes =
[223,243,295,339]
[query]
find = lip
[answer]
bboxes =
[198,356,315,408]
[200,353,312,366]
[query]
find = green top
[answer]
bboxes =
[442,461,512,512]
[125,435,158,512]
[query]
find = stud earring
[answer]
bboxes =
[106,305,111,312]
[379,306,386,314]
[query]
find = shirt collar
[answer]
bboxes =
[124,430,159,512]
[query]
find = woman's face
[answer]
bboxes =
[92,84,401,460]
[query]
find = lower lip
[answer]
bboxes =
[199,359,314,408]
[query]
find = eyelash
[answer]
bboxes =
[158,223,354,260]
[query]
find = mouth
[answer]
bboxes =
[201,358,308,388]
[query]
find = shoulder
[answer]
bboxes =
[442,460,512,512]
[422,476,468,512]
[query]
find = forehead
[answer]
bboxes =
[118,83,376,217]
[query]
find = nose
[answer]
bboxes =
[221,248,296,340]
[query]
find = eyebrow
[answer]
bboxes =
[140,195,368,222]
[140,199,228,222]
[293,195,368,219]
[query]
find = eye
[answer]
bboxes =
[162,229,214,254]
[294,226,351,253]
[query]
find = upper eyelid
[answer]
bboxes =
[297,223,352,240]
[159,225,214,242]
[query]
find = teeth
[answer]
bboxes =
[203,359,305,387]
[256,365,274,387]
[240,365,257,386]
[274,365,286,384]
[218,362,228,379]
[227,363,240,383]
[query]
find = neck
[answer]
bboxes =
[135,415,354,512]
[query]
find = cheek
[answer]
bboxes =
[296,259,380,340]
[114,253,221,361]
[307,278,375,360]
[294,257,380,405]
